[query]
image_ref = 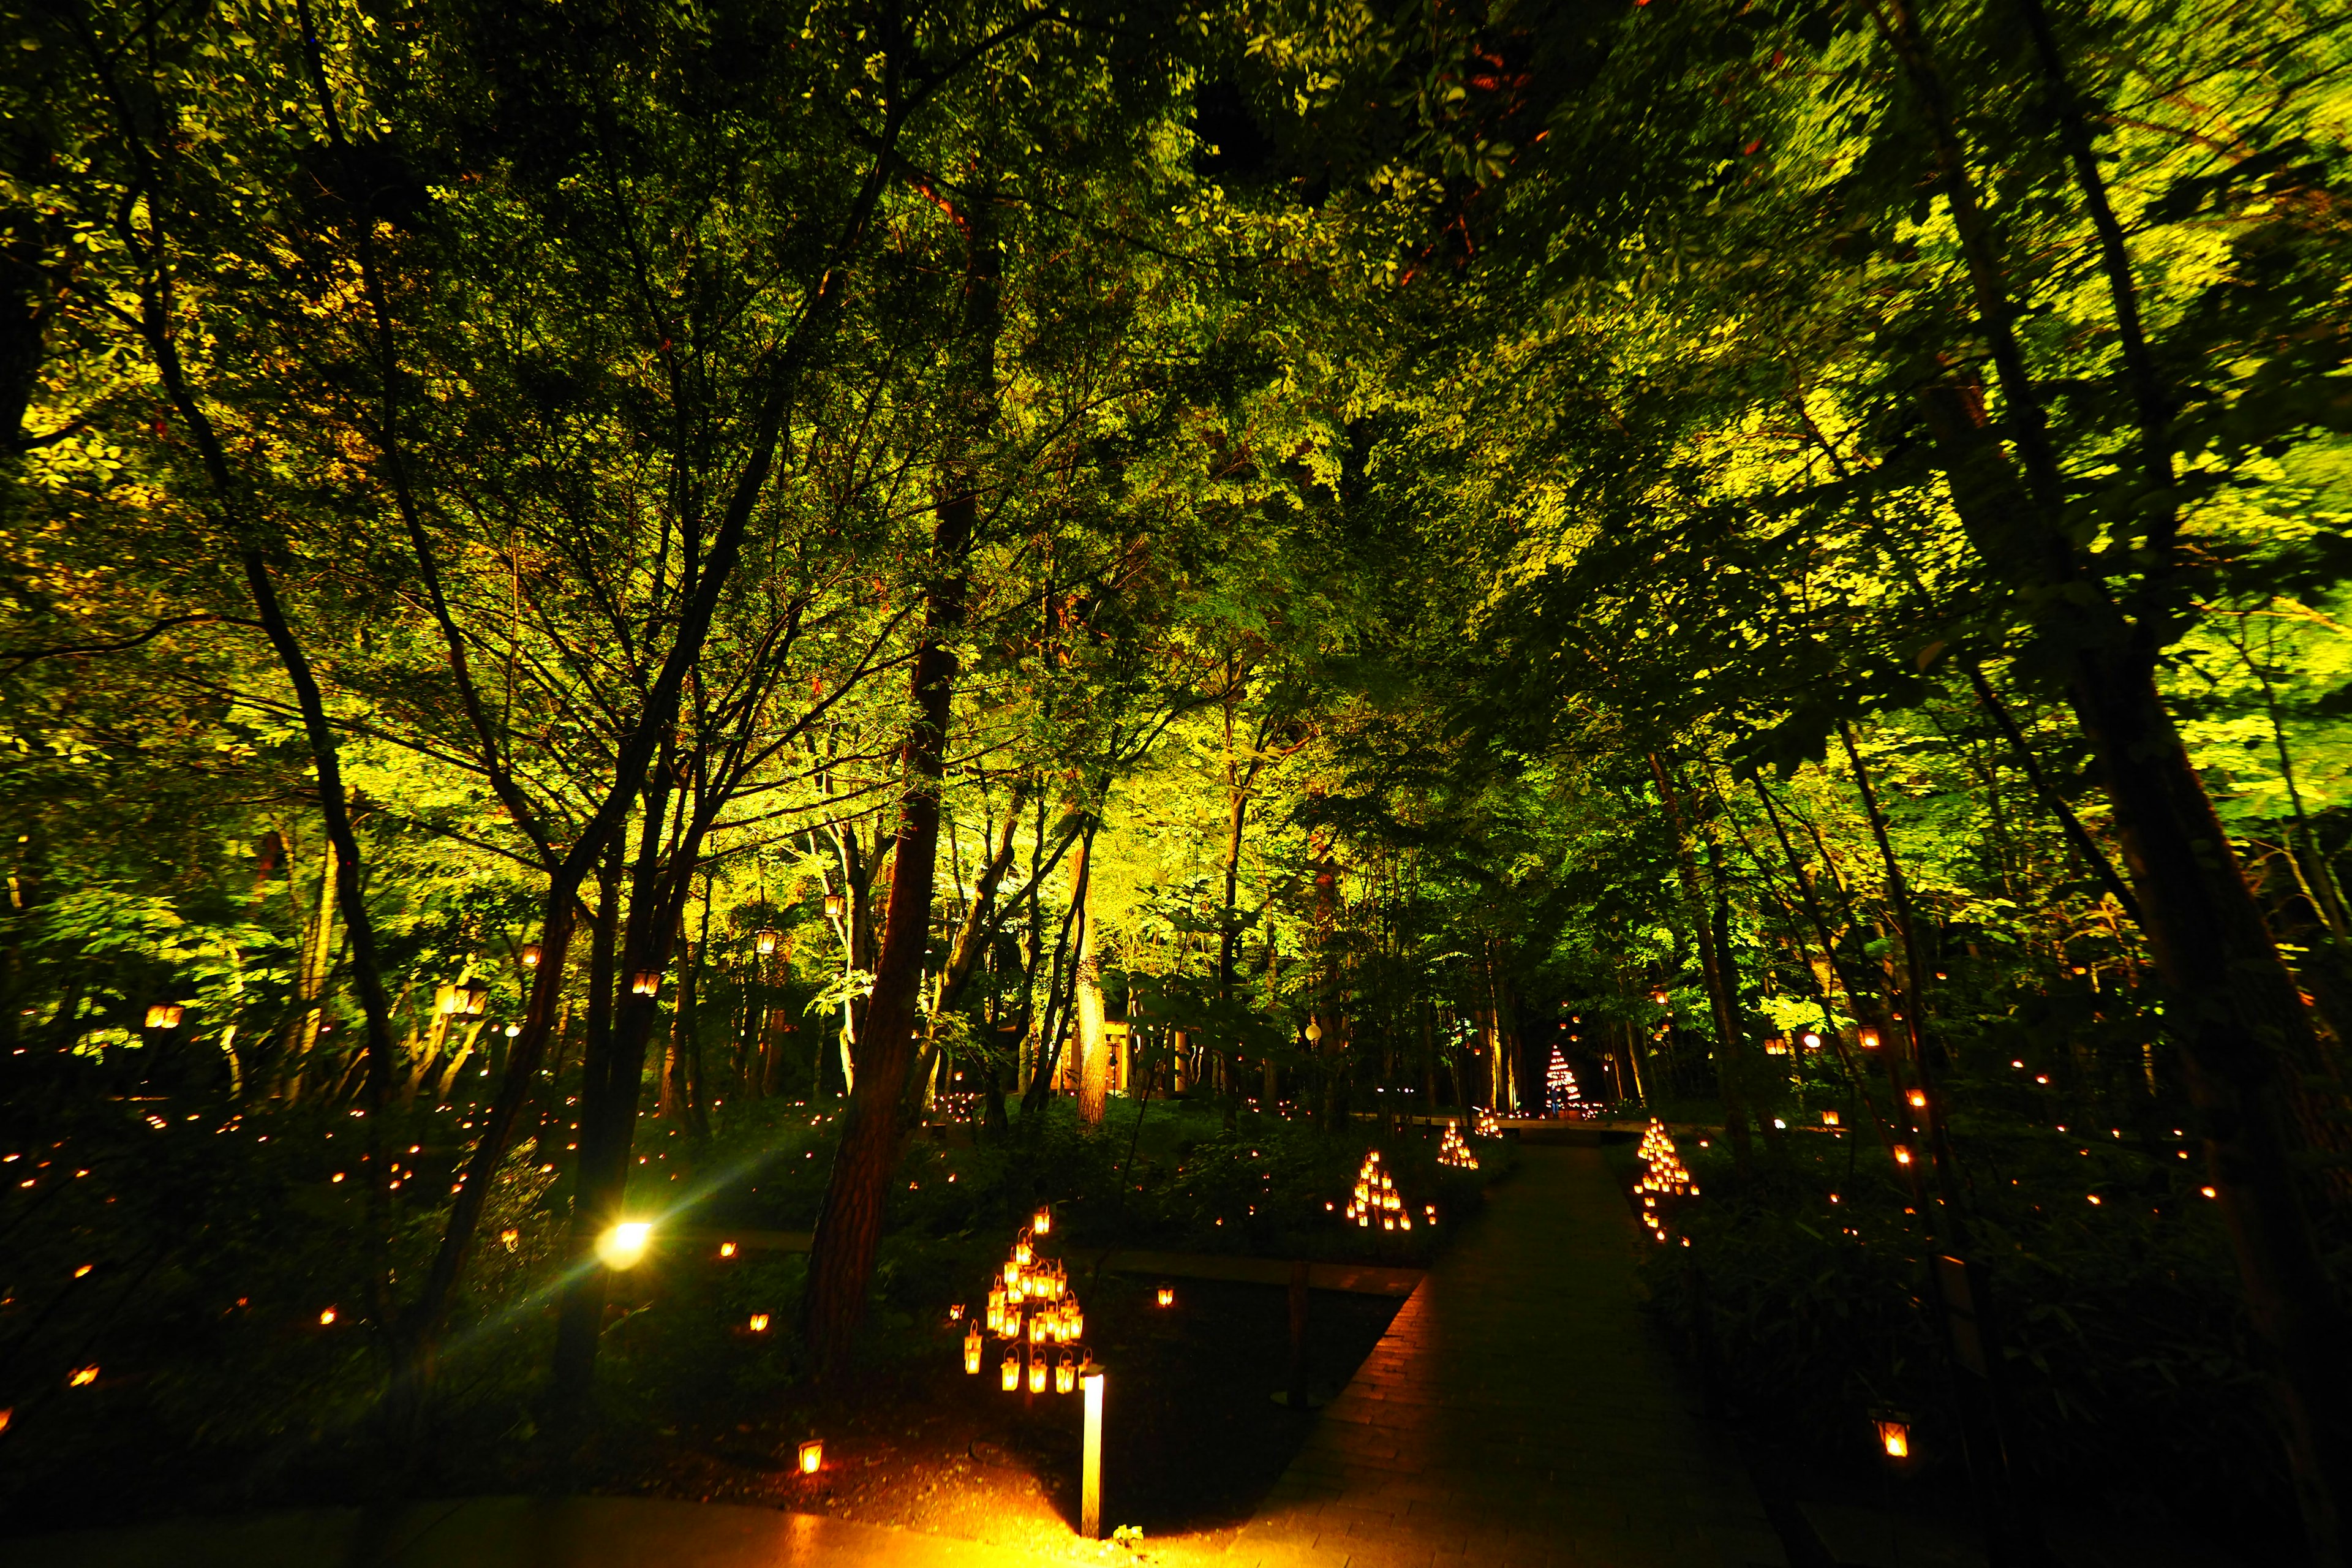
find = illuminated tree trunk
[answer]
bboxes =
[1076,857,1108,1125]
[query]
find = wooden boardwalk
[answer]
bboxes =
[1224,1145,1787,1568]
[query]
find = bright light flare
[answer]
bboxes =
[597,1220,652,1269]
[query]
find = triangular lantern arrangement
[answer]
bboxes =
[1438,1121,1479,1170]
[967,1207,1089,1394]
[1633,1119,1699,1243]
[1343,1150,1412,1231]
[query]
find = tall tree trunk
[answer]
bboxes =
[1873,2,2352,1540]
[1649,753,1754,1172]
[1076,854,1108,1125]
[801,176,993,1354]
[801,490,976,1370]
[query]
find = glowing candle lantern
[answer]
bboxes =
[1028,1354,1049,1394]
[1156,1284,1174,1308]
[144,1003,184,1029]
[948,1303,964,1320]
[1001,1352,1019,1390]
[1056,1352,1076,1394]
[630,971,662,998]
[1875,1415,1911,1459]
[965,1326,984,1374]
[823,892,846,922]
[1033,1205,1052,1236]
[69,1366,99,1387]
[1028,1313,1046,1345]
[1907,1089,1927,1110]
[318,1307,337,1325]
[755,929,780,956]
[719,1241,737,1258]
[1014,1232,1033,1265]
[520,943,543,969]
[1859,1027,1882,1051]
[749,1314,771,1332]
[798,1439,823,1474]
[1891,1145,1913,1167]
[1821,1110,1841,1127]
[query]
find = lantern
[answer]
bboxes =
[1156,1284,1174,1308]
[318,1307,337,1325]
[823,892,846,922]
[1032,1205,1052,1236]
[719,1241,737,1258]
[1891,1144,1913,1167]
[500,1228,521,1252]
[1907,1088,1927,1110]
[798,1439,823,1474]
[1028,1354,1048,1394]
[453,982,488,1016]
[755,928,780,956]
[748,1313,771,1332]
[1649,987,1670,1005]
[1820,1110,1840,1128]
[520,943,543,969]
[1800,1030,1822,1050]
[1874,1414,1911,1460]
[948,1302,964,1321]
[1014,1232,1033,1265]
[596,1220,652,1269]
[630,971,661,998]
[1056,1352,1076,1395]
[965,1326,984,1374]
[1304,1018,1322,1044]
[143,1003,185,1029]
[1858,1027,1882,1050]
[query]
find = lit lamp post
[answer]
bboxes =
[1081,1363,1106,1540]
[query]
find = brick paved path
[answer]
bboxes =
[1224,1144,1787,1568]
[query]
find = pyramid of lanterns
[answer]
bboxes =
[1343,1150,1413,1231]
[1634,1119,1698,1242]
[1473,1106,1502,1137]
[1437,1120,1480,1170]
[965,1205,1089,1395]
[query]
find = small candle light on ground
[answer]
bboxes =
[797,1439,823,1474]
[748,1313,770,1332]
[1156,1284,1174,1308]
[69,1366,99,1387]
[718,1241,737,1258]
[318,1307,337,1325]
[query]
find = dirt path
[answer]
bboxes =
[1221,1144,1787,1568]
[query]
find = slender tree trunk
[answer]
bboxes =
[1648,754,1754,1171]
[802,364,986,1373]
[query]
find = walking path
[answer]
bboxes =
[1223,1144,1787,1568]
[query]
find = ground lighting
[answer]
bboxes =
[597,1220,652,1269]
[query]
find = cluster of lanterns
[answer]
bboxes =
[1472,1107,1502,1137]
[1343,1151,1413,1231]
[1635,1120,1698,1243]
[966,1206,1092,1395]
[1437,1121,1480,1170]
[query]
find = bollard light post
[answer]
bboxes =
[1081,1366,1105,1540]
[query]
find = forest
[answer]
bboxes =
[2,0,2348,1563]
